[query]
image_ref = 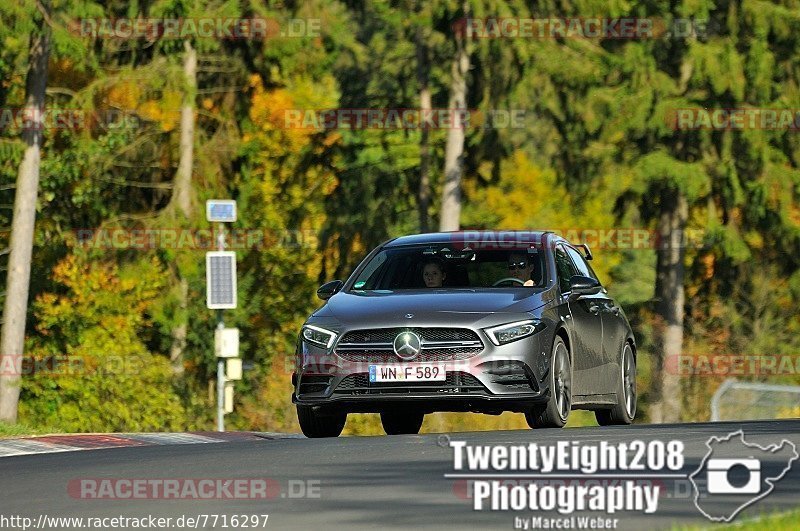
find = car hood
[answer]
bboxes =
[316,289,553,327]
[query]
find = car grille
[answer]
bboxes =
[335,328,483,363]
[298,375,333,395]
[333,372,487,395]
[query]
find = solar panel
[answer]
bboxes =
[206,199,237,223]
[206,251,237,309]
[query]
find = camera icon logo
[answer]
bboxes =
[706,458,760,494]
[689,430,797,522]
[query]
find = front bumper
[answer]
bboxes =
[292,327,553,414]
[293,389,549,414]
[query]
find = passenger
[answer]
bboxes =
[422,260,446,288]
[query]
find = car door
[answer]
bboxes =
[564,245,618,394]
[555,244,605,398]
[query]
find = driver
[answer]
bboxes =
[507,252,535,287]
[422,259,446,288]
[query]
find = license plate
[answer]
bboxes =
[369,364,446,383]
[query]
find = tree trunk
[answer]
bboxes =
[0,16,51,423]
[169,278,188,377]
[172,40,196,217]
[650,190,687,424]
[168,40,197,377]
[439,2,470,232]
[416,27,431,233]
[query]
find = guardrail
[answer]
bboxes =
[710,379,800,421]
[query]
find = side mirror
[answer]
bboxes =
[568,275,601,299]
[317,280,344,300]
[577,243,593,261]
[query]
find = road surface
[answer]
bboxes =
[1,420,798,530]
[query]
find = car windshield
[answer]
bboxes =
[350,245,547,290]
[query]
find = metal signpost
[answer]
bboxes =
[206,200,240,432]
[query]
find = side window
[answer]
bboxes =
[555,245,578,294]
[565,246,599,283]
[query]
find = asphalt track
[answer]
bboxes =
[1,419,798,530]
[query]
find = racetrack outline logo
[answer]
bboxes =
[689,430,798,522]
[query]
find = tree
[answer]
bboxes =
[415,23,433,232]
[1,0,797,434]
[171,40,197,219]
[439,0,470,231]
[651,191,688,423]
[0,0,51,423]
[166,40,197,377]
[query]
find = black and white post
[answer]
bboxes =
[206,200,239,432]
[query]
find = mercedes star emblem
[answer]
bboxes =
[393,331,421,360]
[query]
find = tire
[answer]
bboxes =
[526,335,571,429]
[596,341,636,426]
[380,411,424,435]
[296,405,346,438]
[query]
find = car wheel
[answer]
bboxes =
[526,335,571,429]
[296,405,347,438]
[596,341,636,426]
[380,411,424,435]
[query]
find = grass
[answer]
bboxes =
[565,409,598,428]
[677,509,800,531]
[0,421,59,438]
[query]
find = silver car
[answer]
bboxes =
[292,231,637,437]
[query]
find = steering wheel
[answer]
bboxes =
[492,277,525,287]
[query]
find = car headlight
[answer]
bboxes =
[484,319,541,346]
[302,325,338,349]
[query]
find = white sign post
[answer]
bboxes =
[206,200,239,432]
